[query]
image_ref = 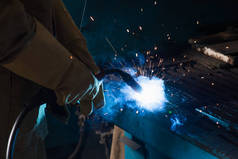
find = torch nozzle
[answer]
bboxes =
[96,69,142,92]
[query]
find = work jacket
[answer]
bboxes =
[0,0,100,157]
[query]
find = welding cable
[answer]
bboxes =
[6,106,32,159]
[6,88,55,159]
[6,69,142,159]
[67,114,87,159]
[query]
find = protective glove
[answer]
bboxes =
[79,83,105,115]
[2,20,100,108]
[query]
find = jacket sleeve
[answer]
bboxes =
[0,0,96,106]
[0,0,35,63]
[54,0,105,110]
[54,0,100,74]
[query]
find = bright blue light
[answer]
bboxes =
[34,104,48,139]
[122,76,167,111]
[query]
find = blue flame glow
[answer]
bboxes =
[170,114,186,131]
[121,76,167,111]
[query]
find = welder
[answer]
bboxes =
[0,0,104,158]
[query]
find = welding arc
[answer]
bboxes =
[96,69,142,92]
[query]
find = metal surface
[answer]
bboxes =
[101,47,238,159]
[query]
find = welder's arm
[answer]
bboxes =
[0,1,99,112]
[54,0,105,112]
[54,0,100,74]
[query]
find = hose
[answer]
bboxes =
[6,69,141,159]
[6,106,32,159]
[6,88,57,159]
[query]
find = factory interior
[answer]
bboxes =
[2,0,238,159]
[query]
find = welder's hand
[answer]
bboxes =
[54,63,101,106]
[79,84,105,116]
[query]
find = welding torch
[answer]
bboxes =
[6,68,142,159]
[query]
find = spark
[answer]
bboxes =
[154,46,158,50]
[154,1,158,5]
[126,29,130,33]
[139,26,143,31]
[166,34,171,40]
[203,47,232,64]
[196,20,200,25]
[90,16,95,21]
[105,37,118,55]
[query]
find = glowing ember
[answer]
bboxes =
[122,76,166,111]
[90,16,95,21]
[203,47,231,64]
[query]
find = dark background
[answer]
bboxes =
[64,0,238,62]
